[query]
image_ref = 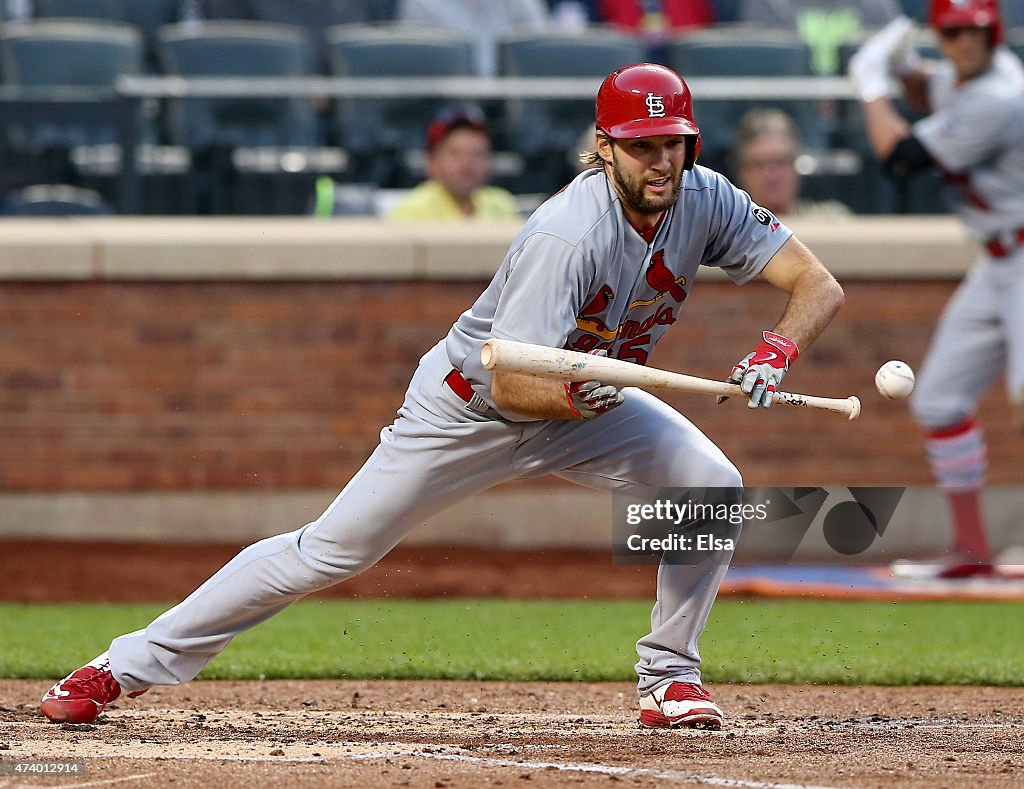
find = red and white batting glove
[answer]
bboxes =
[727,331,799,409]
[565,349,625,419]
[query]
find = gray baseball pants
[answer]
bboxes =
[109,342,741,696]
[911,251,1024,429]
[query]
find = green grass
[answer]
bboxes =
[2,599,1022,685]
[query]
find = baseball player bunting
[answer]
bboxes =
[40,64,843,730]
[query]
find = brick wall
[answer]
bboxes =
[0,278,1018,490]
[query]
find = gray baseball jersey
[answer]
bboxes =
[915,48,1024,239]
[447,165,792,420]
[910,48,1024,430]
[106,167,793,699]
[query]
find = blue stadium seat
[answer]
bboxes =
[158,21,318,149]
[499,28,644,189]
[710,0,742,23]
[120,0,180,71]
[666,31,817,169]
[1007,27,1024,61]
[897,0,929,23]
[33,0,125,21]
[0,20,143,149]
[327,24,475,182]
[368,0,400,22]
[0,183,114,215]
[1003,1,1024,29]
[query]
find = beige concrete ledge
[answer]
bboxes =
[0,216,979,282]
[0,220,97,279]
[1,487,1022,561]
[90,218,419,280]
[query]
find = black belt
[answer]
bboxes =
[443,368,497,417]
[985,227,1024,258]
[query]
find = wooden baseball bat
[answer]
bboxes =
[480,338,861,420]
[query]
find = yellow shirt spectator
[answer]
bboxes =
[388,104,521,221]
[389,180,520,220]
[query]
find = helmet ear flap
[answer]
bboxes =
[685,134,701,171]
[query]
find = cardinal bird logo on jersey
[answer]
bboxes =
[645,250,687,303]
[576,284,616,339]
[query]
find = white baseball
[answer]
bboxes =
[875,360,915,400]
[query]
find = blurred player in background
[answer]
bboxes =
[40,64,843,731]
[850,0,1024,578]
[388,104,520,221]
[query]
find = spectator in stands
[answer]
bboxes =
[598,0,716,34]
[388,104,521,220]
[202,0,374,73]
[596,0,716,63]
[739,0,901,74]
[732,108,852,218]
[396,0,550,77]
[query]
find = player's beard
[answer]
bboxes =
[607,151,682,216]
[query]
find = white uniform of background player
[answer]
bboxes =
[851,0,1024,578]
[41,64,844,729]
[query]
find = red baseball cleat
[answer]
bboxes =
[638,682,724,730]
[40,653,146,724]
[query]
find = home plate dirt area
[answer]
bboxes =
[2,681,1022,788]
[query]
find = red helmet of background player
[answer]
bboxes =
[929,0,1002,45]
[596,63,702,170]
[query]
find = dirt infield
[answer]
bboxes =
[2,680,1022,788]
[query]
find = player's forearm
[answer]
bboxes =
[771,263,844,353]
[862,98,913,160]
[491,369,578,420]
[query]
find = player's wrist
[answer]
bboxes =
[564,383,585,419]
[761,331,799,363]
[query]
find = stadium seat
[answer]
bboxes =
[367,0,400,22]
[666,31,817,170]
[0,183,114,215]
[157,21,345,213]
[0,21,143,149]
[897,0,929,22]
[158,21,319,150]
[0,20,141,89]
[120,0,180,71]
[1004,2,1024,28]
[499,29,645,190]
[33,0,125,21]
[710,0,741,23]
[1008,27,1024,61]
[327,24,475,183]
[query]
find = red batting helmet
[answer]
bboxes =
[929,0,1002,45]
[596,63,702,170]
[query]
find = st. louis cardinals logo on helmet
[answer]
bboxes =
[929,0,1002,44]
[645,93,666,118]
[596,63,702,170]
